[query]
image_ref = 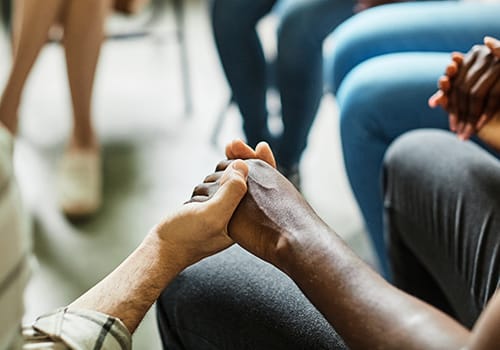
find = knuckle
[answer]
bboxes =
[215,160,230,171]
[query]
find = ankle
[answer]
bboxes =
[0,119,17,136]
[69,133,99,152]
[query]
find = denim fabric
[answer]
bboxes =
[211,0,354,168]
[326,1,500,277]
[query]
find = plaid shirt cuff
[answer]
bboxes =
[26,307,131,350]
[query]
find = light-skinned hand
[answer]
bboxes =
[152,160,249,269]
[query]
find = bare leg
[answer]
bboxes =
[0,0,64,134]
[60,0,111,150]
[11,0,23,56]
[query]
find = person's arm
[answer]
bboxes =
[68,160,248,333]
[208,143,498,350]
[24,159,248,350]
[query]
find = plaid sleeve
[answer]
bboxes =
[23,307,132,350]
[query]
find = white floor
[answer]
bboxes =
[0,1,372,348]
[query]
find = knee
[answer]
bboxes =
[327,5,411,92]
[384,129,460,175]
[384,130,432,178]
[383,130,458,204]
[338,60,394,142]
[327,12,384,91]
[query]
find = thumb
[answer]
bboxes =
[226,139,257,160]
[484,36,500,58]
[255,141,277,168]
[208,159,248,214]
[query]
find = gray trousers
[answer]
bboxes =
[385,130,500,328]
[157,130,499,349]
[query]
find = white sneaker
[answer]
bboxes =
[57,148,101,217]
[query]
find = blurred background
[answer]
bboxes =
[0,0,371,348]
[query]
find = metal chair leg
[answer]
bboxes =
[211,95,234,147]
[172,0,192,117]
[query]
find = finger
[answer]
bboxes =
[204,171,223,183]
[449,113,458,132]
[457,121,465,135]
[216,159,232,172]
[191,183,217,198]
[225,142,234,159]
[255,141,277,168]
[468,62,500,124]
[461,123,475,140]
[186,195,209,204]
[439,75,451,92]
[476,114,489,130]
[485,36,500,58]
[226,139,257,160]
[483,78,500,119]
[451,52,464,65]
[454,46,482,123]
[428,90,445,108]
[445,61,459,77]
[207,160,249,216]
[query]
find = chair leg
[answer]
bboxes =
[172,0,192,117]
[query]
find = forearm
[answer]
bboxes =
[275,225,470,350]
[69,231,185,333]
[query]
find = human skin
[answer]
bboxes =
[0,0,110,150]
[203,139,500,349]
[70,160,249,333]
[429,36,500,141]
[354,0,405,13]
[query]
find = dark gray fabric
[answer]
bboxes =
[156,245,347,350]
[156,129,500,348]
[384,129,500,328]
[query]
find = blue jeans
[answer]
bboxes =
[326,1,500,277]
[211,0,354,168]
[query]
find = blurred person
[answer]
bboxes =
[325,0,500,277]
[0,0,111,217]
[211,0,408,189]
[158,137,500,349]
[0,121,251,349]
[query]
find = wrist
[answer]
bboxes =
[143,229,192,279]
[272,222,337,276]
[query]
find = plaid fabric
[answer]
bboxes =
[23,308,131,350]
[0,126,132,350]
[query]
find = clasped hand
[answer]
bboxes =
[429,36,500,148]
[152,140,323,273]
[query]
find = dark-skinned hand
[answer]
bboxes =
[354,0,406,13]
[195,158,322,266]
[191,140,325,266]
[429,36,500,140]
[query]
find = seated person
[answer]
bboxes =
[324,0,500,277]
[3,132,499,348]
[4,39,500,347]
[159,135,499,349]
[211,0,405,188]
[159,35,500,348]
[0,122,251,349]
